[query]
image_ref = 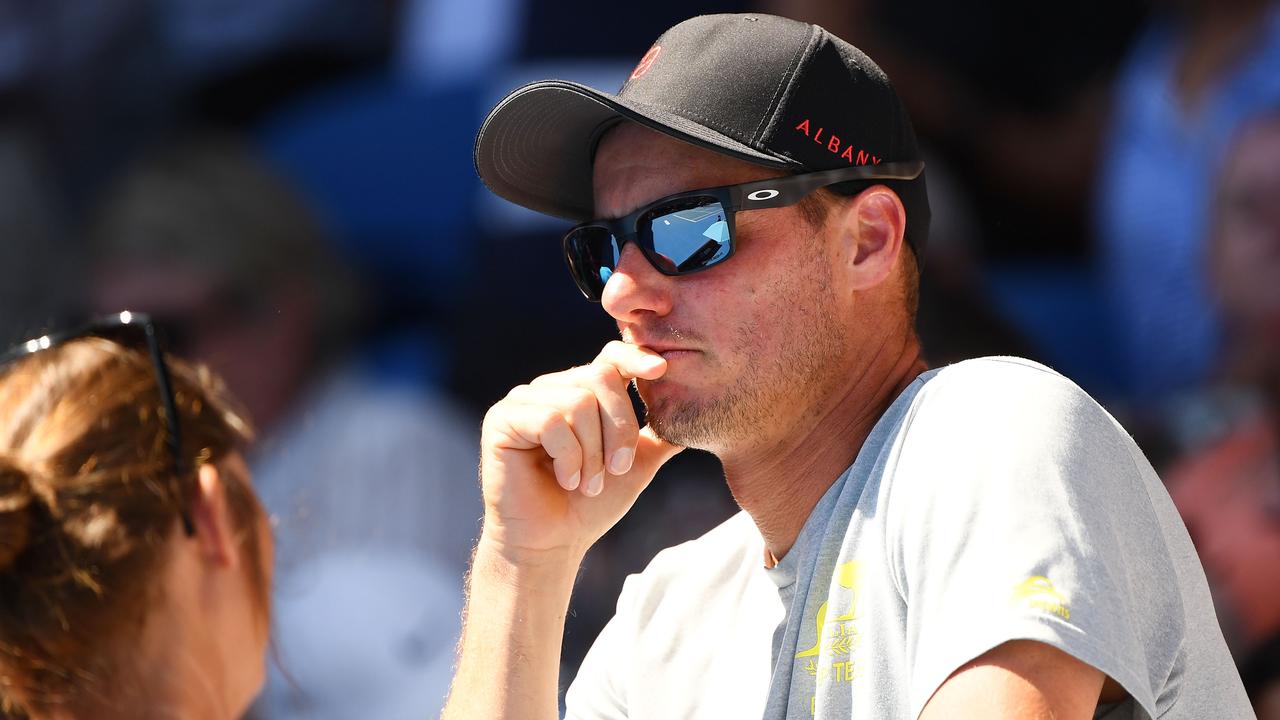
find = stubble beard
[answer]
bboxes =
[640,251,848,452]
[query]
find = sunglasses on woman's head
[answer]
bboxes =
[1,311,194,536]
[562,161,925,301]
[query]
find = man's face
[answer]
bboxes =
[91,266,312,432]
[592,123,854,451]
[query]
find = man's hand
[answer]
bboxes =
[478,340,684,561]
[443,342,684,720]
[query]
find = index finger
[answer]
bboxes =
[594,340,667,381]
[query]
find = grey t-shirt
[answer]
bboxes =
[565,357,1253,719]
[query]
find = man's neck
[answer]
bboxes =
[720,334,927,563]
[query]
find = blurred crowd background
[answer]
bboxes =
[1,0,1278,716]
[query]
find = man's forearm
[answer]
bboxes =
[442,540,582,720]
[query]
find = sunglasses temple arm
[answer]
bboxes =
[730,161,925,208]
[145,324,194,537]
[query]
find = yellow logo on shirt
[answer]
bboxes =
[793,560,865,714]
[795,561,863,659]
[1011,576,1070,620]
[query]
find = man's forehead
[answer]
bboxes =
[591,122,778,217]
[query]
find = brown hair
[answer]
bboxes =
[0,338,268,716]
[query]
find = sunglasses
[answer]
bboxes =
[562,161,925,301]
[1,311,194,536]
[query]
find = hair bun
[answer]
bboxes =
[0,456,36,569]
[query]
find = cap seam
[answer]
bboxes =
[628,95,771,154]
[752,24,823,147]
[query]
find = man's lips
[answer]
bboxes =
[628,341,699,358]
[621,327,704,361]
[654,349,699,363]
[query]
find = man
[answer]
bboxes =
[443,13,1252,719]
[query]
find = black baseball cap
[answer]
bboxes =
[474,12,930,255]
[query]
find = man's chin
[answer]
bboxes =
[643,396,729,451]
[638,379,756,450]
[645,412,705,449]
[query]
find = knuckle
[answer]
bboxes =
[530,367,572,386]
[589,363,619,384]
[611,414,640,437]
[481,401,510,428]
[568,387,599,415]
[538,364,587,386]
[549,435,581,461]
[524,404,560,430]
[535,405,566,432]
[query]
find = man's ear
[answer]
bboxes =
[192,463,237,569]
[834,185,907,290]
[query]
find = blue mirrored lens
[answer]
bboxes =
[646,200,730,273]
[565,198,731,300]
[566,225,620,298]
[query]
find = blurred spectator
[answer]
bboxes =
[1096,0,1280,402]
[0,323,271,717]
[84,133,481,719]
[1166,113,1280,717]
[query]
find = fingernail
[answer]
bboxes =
[586,472,604,496]
[565,471,580,491]
[641,354,665,370]
[609,447,633,475]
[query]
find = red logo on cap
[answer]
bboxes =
[794,119,882,166]
[630,45,662,80]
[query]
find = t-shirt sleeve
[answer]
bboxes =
[885,361,1183,719]
[564,574,638,720]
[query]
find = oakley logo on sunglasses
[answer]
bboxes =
[746,189,780,201]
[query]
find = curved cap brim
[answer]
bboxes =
[473,80,792,222]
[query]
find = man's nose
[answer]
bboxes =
[600,241,675,321]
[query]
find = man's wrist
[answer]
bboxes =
[472,534,585,589]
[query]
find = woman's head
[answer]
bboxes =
[0,328,271,718]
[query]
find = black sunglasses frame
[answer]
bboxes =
[562,160,926,301]
[1,311,194,536]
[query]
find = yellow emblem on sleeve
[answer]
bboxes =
[1011,575,1070,620]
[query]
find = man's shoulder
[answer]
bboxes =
[923,355,1070,390]
[913,356,1102,421]
[894,355,1134,468]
